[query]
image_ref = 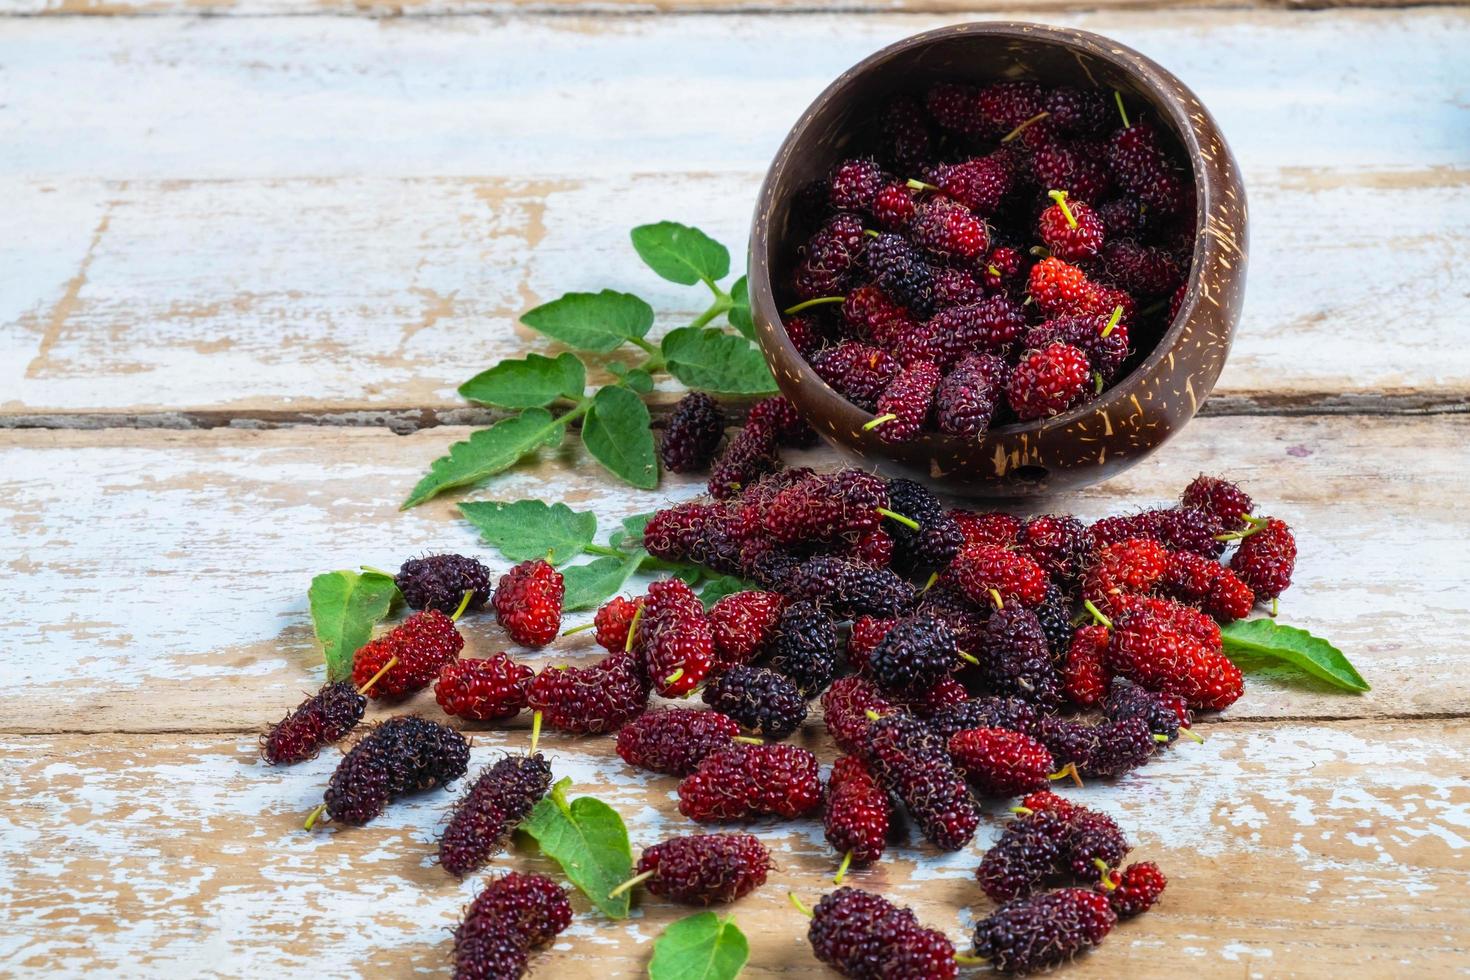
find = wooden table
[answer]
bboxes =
[3,2,1468,976]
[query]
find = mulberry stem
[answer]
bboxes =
[1047,189,1078,229]
[783,295,846,315]
[989,588,1004,611]
[562,622,596,636]
[863,413,898,432]
[357,656,399,696]
[834,851,853,886]
[304,803,328,831]
[529,710,543,756]
[624,604,645,653]
[789,892,814,918]
[1101,306,1124,338]
[957,649,980,667]
[608,869,655,899]
[1179,727,1205,744]
[955,954,989,966]
[919,572,939,594]
[876,507,919,531]
[905,178,938,192]
[1082,599,1113,629]
[733,735,765,746]
[450,589,474,622]
[1001,111,1050,144]
[1049,762,1083,788]
[1114,90,1130,129]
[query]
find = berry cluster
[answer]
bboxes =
[781,80,1196,439]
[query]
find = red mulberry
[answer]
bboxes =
[628,833,772,905]
[435,653,534,722]
[352,609,465,700]
[615,708,739,776]
[493,560,563,648]
[678,743,822,822]
[528,652,650,735]
[824,755,891,867]
[261,681,365,766]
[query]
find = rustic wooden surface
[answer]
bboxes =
[2,2,1469,978]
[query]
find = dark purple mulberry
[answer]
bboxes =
[883,479,964,575]
[320,716,470,827]
[929,696,1042,743]
[867,614,959,695]
[439,753,553,877]
[452,872,572,980]
[785,556,915,619]
[1103,676,1192,743]
[708,424,779,499]
[396,554,493,613]
[866,712,979,850]
[974,607,1063,708]
[701,664,808,739]
[767,599,839,696]
[866,232,936,317]
[971,888,1116,974]
[934,352,1008,437]
[807,887,958,980]
[660,392,726,473]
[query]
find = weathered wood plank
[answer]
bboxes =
[2,721,1466,976]
[2,0,1453,18]
[2,414,1465,734]
[2,10,1468,419]
[4,168,1468,422]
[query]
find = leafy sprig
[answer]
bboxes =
[403,222,774,509]
[460,499,753,611]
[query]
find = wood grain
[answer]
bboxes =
[3,0,1453,18]
[3,720,1466,976]
[3,414,1466,735]
[2,10,1468,421]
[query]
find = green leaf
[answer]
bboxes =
[727,275,754,340]
[1220,618,1369,692]
[662,327,777,395]
[698,575,753,608]
[630,222,730,286]
[562,552,644,611]
[519,777,633,919]
[649,912,750,980]
[619,367,655,394]
[402,409,566,509]
[583,385,658,490]
[522,290,654,353]
[308,570,399,682]
[458,353,585,408]
[458,500,597,564]
[622,512,655,541]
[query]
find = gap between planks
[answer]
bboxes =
[1,0,1459,18]
[1,396,1468,434]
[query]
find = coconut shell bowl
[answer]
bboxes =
[748,21,1247,498]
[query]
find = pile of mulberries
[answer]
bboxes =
[777,80,1197,441]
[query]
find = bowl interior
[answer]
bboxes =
[755,25,1206,442]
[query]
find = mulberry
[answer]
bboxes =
[439,753,552,877]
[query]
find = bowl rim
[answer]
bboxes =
[749,19,1221,442]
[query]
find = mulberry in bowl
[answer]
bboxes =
[748,21,1247,497]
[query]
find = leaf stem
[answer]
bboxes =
[584,544,625,558]
[608,869,655,899]
[689,291,734,331]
